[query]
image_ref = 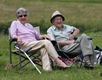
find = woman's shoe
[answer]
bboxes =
[56,57,70,69]
[57,65,69,69]
[56,62,70,69]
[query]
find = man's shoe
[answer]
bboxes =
[84,62,94,69]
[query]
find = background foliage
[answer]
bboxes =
[0,0,102,34]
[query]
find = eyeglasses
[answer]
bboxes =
[54,18,63,21]
[18,14,27,18]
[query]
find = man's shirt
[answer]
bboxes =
[47,24,76,41]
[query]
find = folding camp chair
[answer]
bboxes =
[9,27,42,74]
[51,40,83,68]
[94,46,102,65]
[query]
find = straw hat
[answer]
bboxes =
[50,10,65,23]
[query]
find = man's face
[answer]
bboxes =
[52,16,63,28]
[17,12,27,24]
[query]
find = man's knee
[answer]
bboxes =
[81,33,91,40]
[81,34,87,38]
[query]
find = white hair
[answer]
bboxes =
[16,7,28,18]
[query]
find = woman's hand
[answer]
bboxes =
[40,34,50,40]
[17,37,22,48]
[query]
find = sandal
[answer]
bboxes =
[84,62,94,69]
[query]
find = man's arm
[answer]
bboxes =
[72,28,79,36]
[58,28,79,46]
[68,28,79,39]
[57,40,76,47]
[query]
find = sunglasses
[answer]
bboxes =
[18,14,27,18]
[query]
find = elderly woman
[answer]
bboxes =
[9,8,68,71]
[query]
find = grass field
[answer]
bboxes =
[0,0,102,80]
[0,33,102,80]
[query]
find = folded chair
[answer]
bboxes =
[94,46,102,65]
[9,27,42,74]
[51,40,83,68]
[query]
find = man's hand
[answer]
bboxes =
[68,28,79,39]
[69,40,76,44]
[68,34,75,39]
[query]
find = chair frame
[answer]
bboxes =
[9,27,42,74]
[51,40,83,68]
[9,38,42,74]
[95,46,102,65]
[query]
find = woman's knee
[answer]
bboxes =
[42,39,51,45]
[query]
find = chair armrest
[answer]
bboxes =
[12,38,17,41]
[88,37,93,40]
[95,46,102,51]
[51,40,57,46]
[10,38,17,42]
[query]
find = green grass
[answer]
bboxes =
[0,33,102,80]
[0,66,102,80]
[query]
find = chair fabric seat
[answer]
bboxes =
[51,40,83,68]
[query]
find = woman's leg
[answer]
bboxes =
[40,48,52,71]
[22,40,68,70]
[38,40,68,68]
[22,40,52,71]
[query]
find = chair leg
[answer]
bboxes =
[10,42,12,64]
[20,48,41,74]
[11,45,42,74]
[19,50,22,70]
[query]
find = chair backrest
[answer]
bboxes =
[34,26,40,34]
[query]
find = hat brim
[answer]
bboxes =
[50,15,65,23]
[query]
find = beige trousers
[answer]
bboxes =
[21,40,59,71]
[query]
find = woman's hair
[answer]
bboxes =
[16,7,28,18]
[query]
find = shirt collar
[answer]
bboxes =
[17,20,27,26]
[52,24,66,31]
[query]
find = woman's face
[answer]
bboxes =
[52,16,63,29]
[17,12,27,24]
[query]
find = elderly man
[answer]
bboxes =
[10,8,68,71]
[47,10,96,69]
